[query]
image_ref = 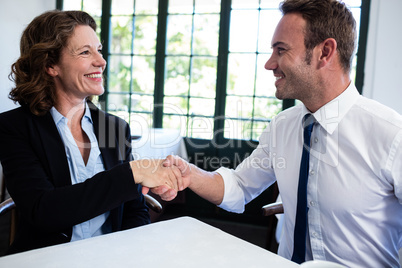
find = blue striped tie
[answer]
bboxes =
[291,114,315,264]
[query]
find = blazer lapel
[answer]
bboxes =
[88,102,124,231]
[33,112,71,187]
[89,102,121,170]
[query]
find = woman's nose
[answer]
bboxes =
[94,53,107,69]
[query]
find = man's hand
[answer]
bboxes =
[163,155,191,190]
[142,155,192,201]
[130,159,183,191]
[144,155,224,205]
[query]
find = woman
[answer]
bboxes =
[0,10,180,254]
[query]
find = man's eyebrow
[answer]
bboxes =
[271,41,287,49]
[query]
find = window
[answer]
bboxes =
[60,0,368,142]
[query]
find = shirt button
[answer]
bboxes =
[314,137,319,143]
[310,201,316,206]
[310,170,315,175]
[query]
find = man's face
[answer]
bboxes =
[265,13,318,102]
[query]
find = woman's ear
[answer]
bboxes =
[46,65,58,77]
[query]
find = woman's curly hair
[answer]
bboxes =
[9,10,97,116]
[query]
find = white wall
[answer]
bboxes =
[0,0,55,200]
[0,0,55,113]
[363,0,402,114]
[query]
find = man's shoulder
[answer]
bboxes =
[354,96,402,128]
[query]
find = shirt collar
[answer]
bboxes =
[301,82,361,134]
[82,102,93,124]
[50,102,93,125]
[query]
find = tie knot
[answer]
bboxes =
[302,114,315,132]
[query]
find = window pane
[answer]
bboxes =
[227,54,256,96]
[229,10,259,52]
[225,96,254,118]
[163,115,187,136]
[133,15,157,55]
[260,0,283,9]
[224,119,252,140]
[167,15,193,55]
[108,93,129,112]
[63,0,82,10]
[168,0,194,14]
[231,0,259,9]
[195,0,221,13]
[255,54,276,97]
[131,94,154,113]
[343,0,362,7]
[193,14,220,56]
[130,113,153,137]
[253,97,282,119]
[258,10,282,53]
[190,57,217,98]
[165,56,190,96]
[351,8,361,41]
[135,0,158,15]
[132,56,155,94]
[163,96,188,114]
[108,55,131,93]
[112,0,134,15]
[189,98,215,117]
[188,117,214,139]
[111,16,133,54]
[83,0,102,16]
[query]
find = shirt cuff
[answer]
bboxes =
[216,167,245,213]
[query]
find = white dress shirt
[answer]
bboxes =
[217,83,402,267]
[50,104,112,241]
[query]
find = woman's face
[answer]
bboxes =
[50,25,106,102]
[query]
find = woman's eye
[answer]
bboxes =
[80,50,89,55]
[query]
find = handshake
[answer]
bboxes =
[130,155,191,201]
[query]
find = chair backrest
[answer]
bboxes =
[0,198,17,247]
[0,198,15,215]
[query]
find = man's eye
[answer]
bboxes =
[98,49,103,54]
[277,48,285,55]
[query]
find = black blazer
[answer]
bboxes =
[0,101,150,254]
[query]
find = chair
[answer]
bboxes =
[261,182,283,251]
[262,201,284,216]
[0,194,162,247]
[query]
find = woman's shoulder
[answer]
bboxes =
[0,106,31,122]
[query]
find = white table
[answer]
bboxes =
[132,128,188,160]
[0,217,299,268]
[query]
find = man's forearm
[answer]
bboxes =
[188,164,224,206]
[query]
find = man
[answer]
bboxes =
[152,0,402,267]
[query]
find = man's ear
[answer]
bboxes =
[318,38,337,68]
[46,65,58,77]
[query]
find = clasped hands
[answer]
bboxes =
[130,155,189,201]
